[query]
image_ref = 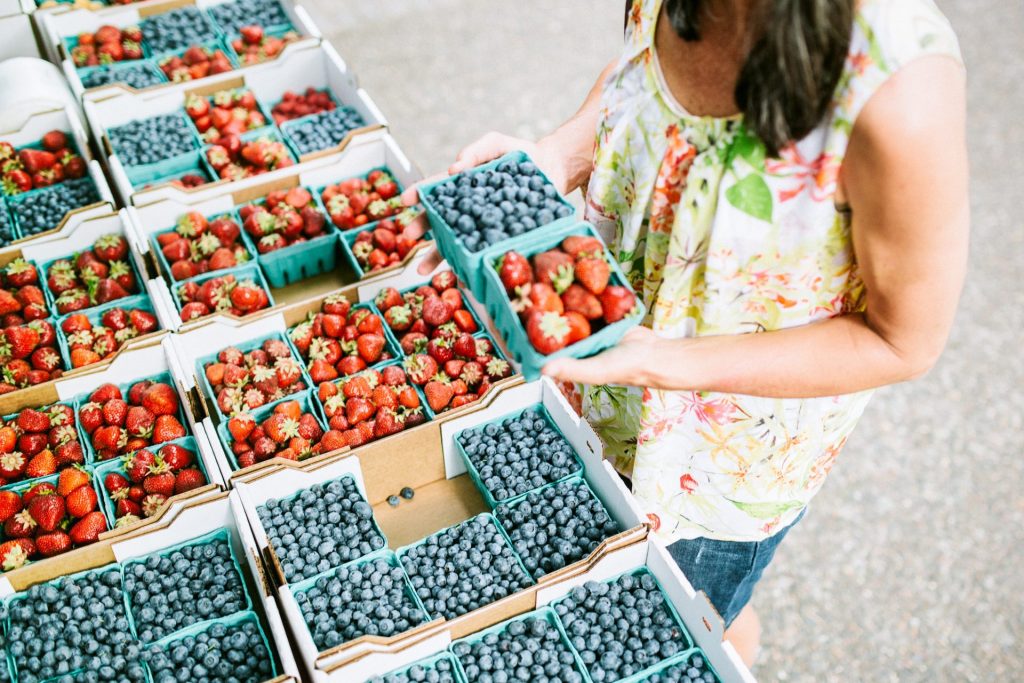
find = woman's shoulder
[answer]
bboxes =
[833,0,962,130]
[851,0,962,76]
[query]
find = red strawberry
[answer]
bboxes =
[565,311,591,343]
[356,334,385,363]
[174,468,205,494]
[159,443,193,470]
[69,511,106,544]
[452,309,478,333]
[104,472,129,500]
[498,251,533,294]
[599,286,636,323]
[36,530,72,558]
[143,472,176,497]
[27,493,65,531]
[142,383,179,416]
[16,408,49,433]
[152,415,186,443]
[380,365,407,386]
[423,381,453,413]
[403,354,438,385]
[101,398,128,426]
[0,538,34,569]
[65,485,98,518]
[57,466,91,497]
[575,256,611,295]
[561,235,604,259]
[25,450,57,479]
[40,130,68,152]
[0,490,22,522]
[116,499,142,518]
[533,251,575,293]
[525,311,571,354]
[561,284,603,320]
[420,296,452,328]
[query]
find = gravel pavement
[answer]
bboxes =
[305,1,1024,680]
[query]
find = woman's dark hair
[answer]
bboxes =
[664,0,855,155]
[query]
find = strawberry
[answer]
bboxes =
[403,354,438,385]
[0,490,21,522]
[102,398,128,426]
[41,130,68,152]
[65,484,98,518]
[159,443,193,470]
[126,449,155,483]
[381,365,407,386]
[565,311,591,343]
[423,381,454,413]
[561,235,605,259]
[525,311,572,354]
[452,309,478,333]
[356,334,385,363]
[116,499,142,518]
[420,296,452,327]
[125,406,154,438]
[25,450,57,479]
[69,511,106,544]
[57,466,91,497]
[498,251,534,293]
[562,284,604,320]
[16,408,49,433]
[152,415,186,443]
[93,234,128,262]
[18,148,56,174]
[141,382,179,416]
[143,471,176,497]
[104,471,129,500]
[575,256,611,295]
[599,286,636,323]
[227,413,255,442]
[174,468,205,494]
[0,539,33,570]
[27,492,64,531]
[5,325,39,359]
[54,441,84,467]
[533,250,575,293]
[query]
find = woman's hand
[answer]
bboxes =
[541,326,665,387]
[401,133,571,274]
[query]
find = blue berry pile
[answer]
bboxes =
[645,652,720,683]
[208,0,289,33]
[400,514,533,620]
[496,479,620,579]
[427,158,572,252]
[146,618,274,683]
[81,64,165,90]
[0,203,13,244]
[554,571,689,681]
[256,475,386,582]
[9,178,100,238]
[295,555,428,650]
[368,655,461,683]
[141,7,218,54]
[458,407,580,503]
[7,567,147,683]
[284,106,366,155]
[451,613,586,683]
[109,114,198,167]
[124,536,248,642]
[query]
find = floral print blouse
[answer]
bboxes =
[565,0,962,542]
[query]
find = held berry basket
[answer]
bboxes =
[453,403,583,509]
[479,221,645,381]
[418,150,576,294]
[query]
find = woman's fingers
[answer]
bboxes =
[448,132,522,175]
[401,171,448,208]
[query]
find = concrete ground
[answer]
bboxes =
[305,1,1023,680]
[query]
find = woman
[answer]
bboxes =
[408,0,968,665]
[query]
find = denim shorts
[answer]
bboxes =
[665,509,805,628]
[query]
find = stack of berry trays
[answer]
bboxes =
[418,149,576,294]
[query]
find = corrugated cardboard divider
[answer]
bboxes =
[184,74,247,99]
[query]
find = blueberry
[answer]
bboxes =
[496,479,620,580]
[141,7,218,54]
[257,474,385,582]
[8,178,100,239]
[555,570,690,680]
[294,556,426,651]
[81,63,165,90]
[458,406,580,503]
[368,654,461,683]
[0,202,14,246]
[207,0,289,34]
[400,487,415,500]
[387,495,401,507]
[108,113,198,168]
[283,107,367,155]
[451,613,584,683]
[399,514,533,620]
[147,618,272,683]
[124,537,247,642]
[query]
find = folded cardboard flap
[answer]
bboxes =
[321,623,452,677]
[185,74,247,99]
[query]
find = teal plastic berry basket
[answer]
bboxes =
[449,606,588,683]
[255,473,388,580]
[152,37,239,80]
[72,370,192,466]
[215,386,326,473]
[92,435,210,528]
[617,647,722,683]
[396,513,534,620]
[78,60,168,90]
[122,527,251,643]
[479,220,644,381]
[199,126,296,186]
[337,205,430,280]
[184,86,276,147]
[171,261,275,321]
[313,165,406,234]
[143,609,278,679]
[65,31,152,69]
[289,549,430,653]
[453,402,582,509]
[196,330,313,422]
[393,274,486,341]
[310,359,435,443]
[149,209,257,282]
[284,300,403,378]
[418,150,576,295]
[54,293,158,370]
[265,88,340,127]
[552,565,695,681]
[257,230,338,288]
[38,236,146,315]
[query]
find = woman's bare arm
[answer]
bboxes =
[544,55,969,397]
